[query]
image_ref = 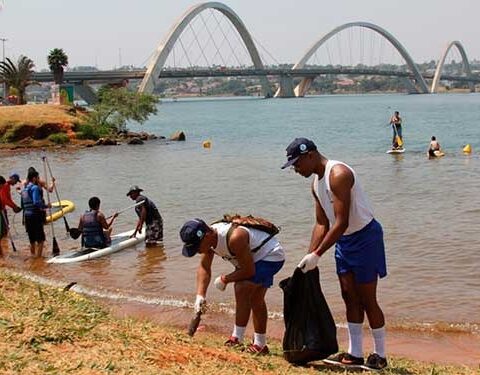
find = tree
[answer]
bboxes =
[47,48,68,84]
[0,55,36,104]
[88,87,159,132]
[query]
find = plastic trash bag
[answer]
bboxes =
[279,267,338,364]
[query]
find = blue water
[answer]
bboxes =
[2,93,479,332]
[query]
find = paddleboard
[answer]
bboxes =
[45,200,75,223]
[433,150,445,157]
[47,228,146,264]
[386,148,405,154]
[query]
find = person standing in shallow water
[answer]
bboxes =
[126,186,163,246]
[281,137,388,370]
[389,111,403,149]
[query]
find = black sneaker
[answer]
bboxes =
[324,352,365,366]
[366,353,388,370]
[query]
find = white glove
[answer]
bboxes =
[194,294,206,313]
[297,252,320,273]
[214,275,227,291]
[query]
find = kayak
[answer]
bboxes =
[386,148,405,154]
[47,228,146,264]
[45,200,75,223]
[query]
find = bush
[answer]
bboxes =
[75,124,111,140]
[48,133,70,144]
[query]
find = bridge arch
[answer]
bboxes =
[290,22,429,97]
[139,2,271,97]
[431,41,474,93]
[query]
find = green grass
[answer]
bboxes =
[0,270,477,375]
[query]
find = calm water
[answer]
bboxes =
[1,93,479,333]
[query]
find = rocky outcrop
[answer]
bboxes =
[95,138,118,146]
[170,131,186,141]
[128,137,144,145]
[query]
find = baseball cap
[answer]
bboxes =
[9,173,20,183]
[126,185,143,196]
[281,137,317,169]
[179,218,210,257]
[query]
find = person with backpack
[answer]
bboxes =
[281,137,388,370]
[179,215,285,354]
[21,169,51,257]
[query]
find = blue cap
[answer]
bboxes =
[281,137,317,169]
[179,218,210,257]
[9,173,20,183]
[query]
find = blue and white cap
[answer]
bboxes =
[179,218,210,257]
[281,137,317,169]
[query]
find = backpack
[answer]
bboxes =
[213,214,280,253]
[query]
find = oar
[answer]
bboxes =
[1,210,17,252]
[42,156,60,256]
[44,155,70,234]
[69,201,144,240]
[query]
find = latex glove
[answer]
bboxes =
[214,275,227,291]
[297,252,320,273]
[194,294,206,313]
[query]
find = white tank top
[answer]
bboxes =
[313,160,374,235]
[211,222,285,268]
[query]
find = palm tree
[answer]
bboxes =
[47,48,68,84]
[0,55,36,104]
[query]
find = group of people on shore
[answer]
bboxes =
[389,111,445,157]
[0,168,163,257]
[178,137,388,370]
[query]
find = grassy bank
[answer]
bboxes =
[0,270,476,375]
[0,104,89,149]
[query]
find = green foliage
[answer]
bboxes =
[0,55,36,104]
[75,124,110,140]
[87,87,159,132]
[48,132,70,144]
[47,48,69,84]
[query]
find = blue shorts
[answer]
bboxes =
[335,219,387,284]
[250,260,284,288]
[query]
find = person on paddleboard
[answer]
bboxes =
[428,136,442,157]
[126,186,163,246]
[389,111,403,149]
[77,197,118,249]
[179,217,285,354]
[282,137,388,370]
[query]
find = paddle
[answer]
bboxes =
[42,155,60,256]
[392,124,404,147]
[1,210,17,252]
[69,201,144,240]
[43,154,70,234]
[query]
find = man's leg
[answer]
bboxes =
[37,241,44,257]
[231,280,256,343]
[338,272,365,360]
[250,285,268,351]
[357,280,386,362]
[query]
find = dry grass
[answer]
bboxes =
[0,270,477,375]
[0,104,82,129]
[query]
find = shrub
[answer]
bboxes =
[75,124,111,140]
[48,132,70,144]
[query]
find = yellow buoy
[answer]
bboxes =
[463,144,472,154]
[202,140,212,149]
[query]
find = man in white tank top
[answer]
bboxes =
[179,218,285,355]
[281,137,388,370]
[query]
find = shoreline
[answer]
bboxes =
[3,266,479,368]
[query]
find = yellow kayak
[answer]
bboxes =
[45,200,75,223]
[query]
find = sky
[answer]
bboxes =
[0,0,479,70]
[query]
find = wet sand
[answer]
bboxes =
[109,300,480,367]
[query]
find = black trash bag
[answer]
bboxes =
[279,267,338,364]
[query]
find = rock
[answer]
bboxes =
[170,131,186,141]
[95,137,117,146]
[128,137,144,145]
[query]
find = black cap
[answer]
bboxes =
[179,218,210,257]
[281,137,317,169]
[126,185,143,196]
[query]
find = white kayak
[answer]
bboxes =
[47,229,146,264]
[386,148,405,154]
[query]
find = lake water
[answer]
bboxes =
[1,93,479,334]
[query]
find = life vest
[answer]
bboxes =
[21,183,39,216]
[81,210,106,248]
[135,196,162,224]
